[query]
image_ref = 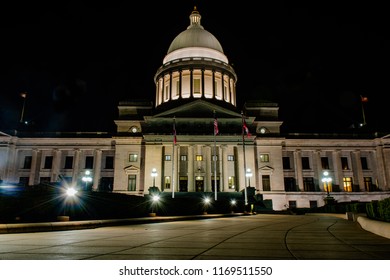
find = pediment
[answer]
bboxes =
[124,165,140,173]
[150,100,241,119]
[259,165,274,173]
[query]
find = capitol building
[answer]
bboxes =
[1,7,390,211]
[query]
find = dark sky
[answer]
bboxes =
[0,0,388,133]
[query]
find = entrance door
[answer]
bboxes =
[195,176,204,192]
[179,176,188,192]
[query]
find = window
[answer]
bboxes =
[259,154,269,163]
[262,175,271,191]
[303,177,315,191]
[129,154,138,162]
[288,201,297,209]
[85,156,94,169]
[228,176,235,189]
[196,155,203,161]
[282,157,291,169]
[309,201,318,208]
[128,175,136,191]
[23,156,32,169]
[180,155,187,161]
[227,155,234,161]
[165,155,171,161]
[164,176,171,189]
[343,177,353,192]
[64,156,73,169]
[212,155,218,161]
[341,157,349,170]
[193,78,201,94]
[321,157,329,169]
[364,177,374,191]
[176,80,180,96]
[44,156,53,169]
[105,156,114,169]
[361,157,368,170]
[301,157,310,169]
[40,177,51,184]
[19,177,29,186]
[284,177,296,191]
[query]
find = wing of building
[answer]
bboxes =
[1,7,390,210]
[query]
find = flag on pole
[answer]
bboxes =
[213,112,219,136]
[20,92,27,98]
[173,117,177,144]
[361,95,368,102]
[243,119,251,137]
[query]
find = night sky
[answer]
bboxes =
[0,1,388,134]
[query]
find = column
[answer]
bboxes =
[93,149,102,191]
[29,149,41,186]
[332,150,344,192]
[294,150,303,191]
[205,145,212,192]
[72,149,81,185]
[352,150,365,191]
[374,146,387,190]
[315,151,322,191]
[188,145,194,192]
[5,143,16,183]
[222,145,228,192]
[50,149,61,183]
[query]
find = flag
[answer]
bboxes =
[173,118,177,144]
[214,115,219,136]
[20,92,27,98]
[243,119,251,137]
[361,96,368,102]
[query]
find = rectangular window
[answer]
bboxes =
[259,154,269,162]
[85,156,94,169]
[193,78,201,94]
[212,155,218,161]
[23,156,32,169]
[228,176,235,189]
[361,157,368,170]
[105,156,114,169]
[282,157,291,169]
[227,155,234,161]
[180,155,187,161]
[284,177,296,191]
[309,201,318,208]
[19,177,29,186]
[262,175,271,191]
[303,177,315,191]
[341,157,349,170]
[129,154,138,162]
[176,80,180,96]
[196,155,203,161]
[44,156,53,169]
[128,175,136,191]
[364,177,373,192]
[64,156,73,169]
[343,177,353,192]
[165,85,169,100]
[165,155,171,161]
[301,157,310,169]
[164,176,171,189]
[288,200,297,209]
[321,157,329,169]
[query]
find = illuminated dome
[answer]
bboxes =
[164,7,228,64]
[155,7,236,108]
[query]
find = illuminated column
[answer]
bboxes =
[294,150,303,191]
[352,151,365,191]
[29,149,41,186]
[222,145,228,192]
[205,145,212,192]
[50,149,61,183]
[188,145,194,192]
[93,149,102,191]
[72,149,81,185]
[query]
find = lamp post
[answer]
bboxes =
[322,171,335,205]
[230,199,237,213]
[149,194,160,217]
[82,170,92,191]
[151,168,157,188]
[58,186,78,221]
[203,197,211,215]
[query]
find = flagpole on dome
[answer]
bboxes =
[241,111,248,207]
[213,110,219,200]
[360,95,368,126]
[172,116,177,198]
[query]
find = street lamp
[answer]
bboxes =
[149,194,160,217]
[230,199,237,213]
[82,170,92,191]
[246,168,252,187]
[151,168,158,188]
[321,171,332,196]
[58,186,78,221]
[202,197,211,215]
